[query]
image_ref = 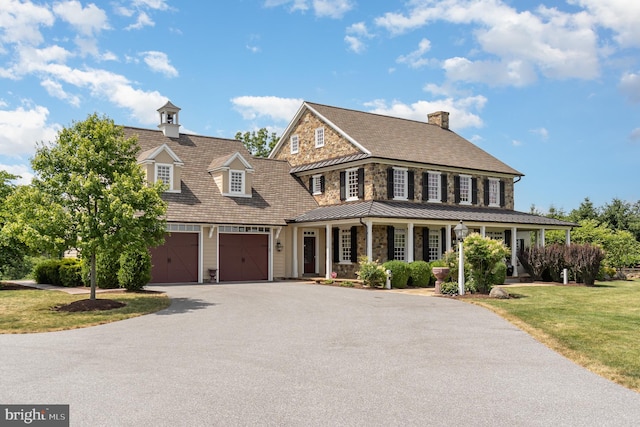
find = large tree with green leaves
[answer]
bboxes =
[235,128,279,157]
[29,113,167,299]
[0,171,30,279]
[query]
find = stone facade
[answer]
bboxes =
[272,110,362,167]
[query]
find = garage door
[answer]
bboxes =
[219,234,269,281]
[150,232,199,283]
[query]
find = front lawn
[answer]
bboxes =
[0,287,170,333]
[471,280,640,392]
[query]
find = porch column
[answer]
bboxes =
[366,220,373,261]
[540,229,546,247]
[407,222,415,262]
[325,223,332,280]
[566,229,571,246]
[480,225,486,238]
[511,226,518,278]
[292,226,298,278]
[446,224,452,252]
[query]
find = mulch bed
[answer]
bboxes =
[0,283,42,291]
[53,299,126,312]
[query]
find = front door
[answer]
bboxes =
[303,236,316,274]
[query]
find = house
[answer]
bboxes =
[131,101,574,283]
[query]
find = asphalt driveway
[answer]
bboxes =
[1,281,638,426]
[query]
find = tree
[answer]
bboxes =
[30,113,167,299]
[0,171,30,279]
[235,128,279,157]
[568,197,600,223]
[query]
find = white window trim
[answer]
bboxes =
[290,135,299,154]
[346,168,359,202]
[428,229,440,262]
[427,171,442,203]
[394,228,407,261]
[339,228,352,264]
[488,178,500,207]
[222,170,251,198]
[312,174,323,195]
[393,167,408,201]
[459,174,472,205]
[315,127,325,148]
[155,163,178,192]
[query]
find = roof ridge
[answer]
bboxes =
[305,101,432,126]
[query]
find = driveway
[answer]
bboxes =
[1,282,638,426]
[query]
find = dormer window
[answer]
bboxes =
[138,143,183,193]
[230,170,245,194]
[156,164,173,189]
[208,152,254,199]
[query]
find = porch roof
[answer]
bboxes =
[289,200,576,228]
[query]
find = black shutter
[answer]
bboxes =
[472,178,478,205]
[339,171,346,201]
[484,178,490,206]
[387,226,395,261]
[308,177,314,194]
[333,228,340,263]
[441,174,448,202]
[504,229,512,248]
[441,228,447,257]
[357,168,365,199]
[454,175,460,203]
[422,172,429,201]
[320,176,325,193]
[350,226,358,263]
[387,168,394,199]
[408,170,415,200]
[500,180,505,207]
[422,227,429,261]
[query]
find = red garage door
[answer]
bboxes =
[219,234,269,281]
[150,232,199,283]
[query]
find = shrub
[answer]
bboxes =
[356,256,387,288]
[518,245,547,281]
[565,243,605,286]
[546,244,567,283]
[382,260,411,289]
[58,258,83,287]
[95,251,121,289]
[33,259,62,286]
[488,261,507,287]
[464,233,510,293]
[118,248,151,291]
[440,280,477,296]
[409,260,432,287]
[442,249,471,283]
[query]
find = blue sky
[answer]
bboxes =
[1,0,638,213]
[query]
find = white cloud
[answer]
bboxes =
[264,0,353,19]
[133,0,170,11]
[572,0,640,48]
[363,96,487,129]
[397,38,432,68]
[344,35,364,54]
[442,57,538,87]
[512,139,523,147]
[530,127,549,140]
[0,163,34,185]
[0,0,55,48]
[619,71,640,103]
[125,11,154,30]
[231,96,303,122]
[0,104,60,157]
[41,79,81,106]
[345,22,372,53]
[141,51,178,78]
[53,1,110,36]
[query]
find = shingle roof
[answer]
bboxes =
[290,200,575,227]
[305,102,523,176]
[127,127,318,226]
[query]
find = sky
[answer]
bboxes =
[1,0,639,213]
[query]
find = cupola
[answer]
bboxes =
[157,101,181,138]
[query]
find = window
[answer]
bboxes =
[488,178,500,207]
[315,127,324,148]
[428,230,440,261]
[346,168,359,200]
[156,164,172,189]
[290,135,299,154]
[394,229,406,261]
[230,170,244,194]
[459,175,471,204]
[340,229,352,263]
[393,168,407,200]
[486,231,504,241]
[312,174,323,195]
[427,172,441,202]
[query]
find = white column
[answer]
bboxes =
[540,228,546,247]
[407,222,415,262]
[446,224,452,252]
[511,226,518,278]
[566,229,571,246]
[325,224,332,280]
[292,226,298,278]
[366,220,373,261]
[480,225,486,238]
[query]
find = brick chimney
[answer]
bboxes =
[428,111,449,130]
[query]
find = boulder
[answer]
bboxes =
[489,287,510,299]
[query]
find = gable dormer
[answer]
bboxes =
[157,101,181,138]
[137,143,184,192]
[207,152,254,198]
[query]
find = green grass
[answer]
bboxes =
[471,280,640,392]
[0,289,170,334]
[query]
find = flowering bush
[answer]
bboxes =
[356,256,387,288]
[463,233,510,293]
